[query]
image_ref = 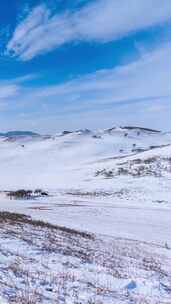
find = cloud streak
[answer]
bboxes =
[0,74,36,100]
[2,40,171,132]
[0,84,19,99]
[6,0,171,60]
[32,42,171,106]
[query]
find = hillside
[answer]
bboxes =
[0,126,170,189]
[0,126,171,303]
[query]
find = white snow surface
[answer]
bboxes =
[0,127,171,189]
[0,128,171,244]
[0,127,171,303]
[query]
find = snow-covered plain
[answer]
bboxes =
[0,126,171,303]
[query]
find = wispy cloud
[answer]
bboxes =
[0,84,19,99]
[2,41,171,131]
[0,74,36,100]
[33,42,171,105]
[6,0,171,61]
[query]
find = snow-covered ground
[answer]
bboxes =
[0,126,171,190]
[0,212,171,304]
[0,126,171,303]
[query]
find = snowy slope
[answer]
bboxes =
[0,127,171,303]
[0,126,171,246]
[0,126,171,190]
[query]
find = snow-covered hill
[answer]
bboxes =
[0,126,171,303]
[0,126,171,190]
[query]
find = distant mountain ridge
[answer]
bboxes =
[105,126,161,134]
[121,126,161,133]
[0,131,40,137]
[0,126,161,138]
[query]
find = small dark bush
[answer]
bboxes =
[41,192,48,196]
[7,190,33,199]
[7,189,49,199]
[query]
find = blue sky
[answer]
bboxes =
[0,0,171,133]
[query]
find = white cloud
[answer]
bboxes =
[33,42,171,105]
[6,0,171,60]
[0,74,36,100]
[0,84,19,99]
[2,42,171,132]
[5,42,171,106]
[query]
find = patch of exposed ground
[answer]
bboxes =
[96,157,171,178]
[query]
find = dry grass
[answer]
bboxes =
[0,211,94,240]
[0,212,170,303]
